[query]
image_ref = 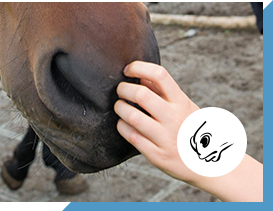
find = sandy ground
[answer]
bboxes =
[0,2,263,202]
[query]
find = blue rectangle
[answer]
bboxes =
[64,202,263,211]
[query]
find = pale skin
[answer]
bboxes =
[114,61,263,202]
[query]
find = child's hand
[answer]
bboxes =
[114,61,199,182]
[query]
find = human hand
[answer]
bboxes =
[114,61,263,202]
[114,61,199,182]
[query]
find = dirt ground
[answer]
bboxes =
[0,2,263,202]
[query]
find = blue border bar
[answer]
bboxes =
[64,202,262,211]
[263,0,271,204]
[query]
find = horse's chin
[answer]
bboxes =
[39,137,104,173]
[30,121,140,173]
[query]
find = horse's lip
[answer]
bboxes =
[199,151,217,161]
[44,138,102,173]
[31,124,103,173]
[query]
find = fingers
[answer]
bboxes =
[140,78,161,96]
[124,61,182,102]
[114,99,163,144]
[116,119,159,160]
[116,82,170,122]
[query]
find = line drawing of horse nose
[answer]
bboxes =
[190,121,234,162]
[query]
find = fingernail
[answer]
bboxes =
[123,65,128,74]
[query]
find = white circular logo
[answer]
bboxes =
[177,107,247,177]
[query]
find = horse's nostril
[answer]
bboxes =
[200,135,210,148]
[50,52,118,114]
[51,53,89,108]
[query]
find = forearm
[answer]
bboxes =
[189,154,263,202]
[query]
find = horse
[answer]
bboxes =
[0,2,160,194]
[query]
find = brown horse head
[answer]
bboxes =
[0,3,160,173]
